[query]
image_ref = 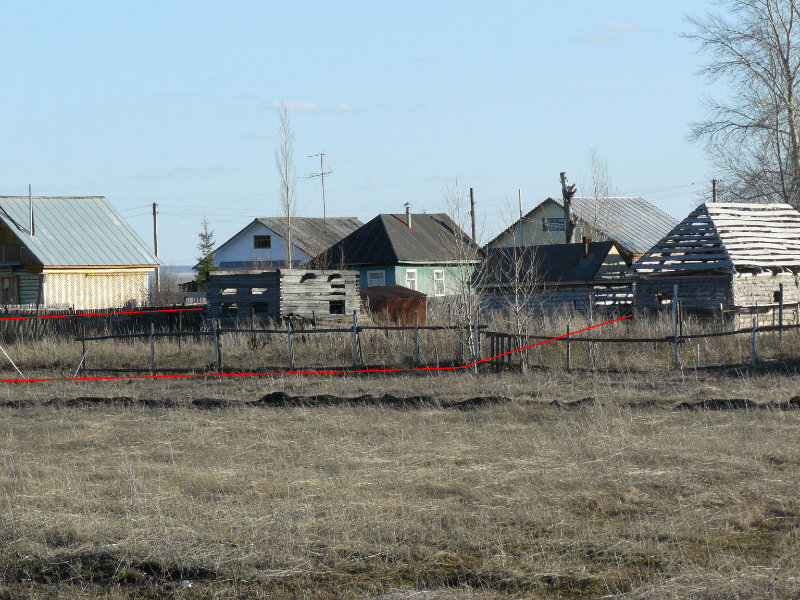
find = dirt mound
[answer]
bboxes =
[42,396,176,409]
[250,391,511,410]
[676,397,800,410]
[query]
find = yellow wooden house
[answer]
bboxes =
[0,195,159,309]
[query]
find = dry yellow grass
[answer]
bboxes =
[0,368,798,598]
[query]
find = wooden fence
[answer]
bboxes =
[72,311,488,376]
[0,305,206,341]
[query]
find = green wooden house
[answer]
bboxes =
[311,208,481,297]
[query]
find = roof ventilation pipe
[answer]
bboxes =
[583,236,592,258]
[404,202,411,228]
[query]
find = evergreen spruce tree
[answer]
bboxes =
[194,217,217,291]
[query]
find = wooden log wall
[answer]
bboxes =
[278,269,361,319]
[206,269,361,321]
[633,274,730,309]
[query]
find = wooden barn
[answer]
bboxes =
[476,239,631,312]
[632,203,800,326]
[360,285,426,326]
[206,269,361,321]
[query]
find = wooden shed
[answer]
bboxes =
[632,203,800,326]
[360,285,426,326]
[206,268,360,321]
[0,195,158,309]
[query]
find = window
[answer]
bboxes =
[433,270,445,296]
[253,235,271,249]
[329,300,345,314]
[0,276,17,304]
[367,270,385,287]
[542,217,565,232]
[405,269,417,291]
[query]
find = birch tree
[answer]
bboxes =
[275,102,296,266]
[685,0,800,206]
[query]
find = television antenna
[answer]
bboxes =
[306,152,332,230]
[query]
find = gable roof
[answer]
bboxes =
[487,196,677,256]
[212,217,363,259]
[315,213,481,266]
[256,217,363,255]
[632,202,800,274]
[0,196,158,266]
[479,241,617,286]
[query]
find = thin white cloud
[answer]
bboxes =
[604,21,641,33]
[576,33,617,46]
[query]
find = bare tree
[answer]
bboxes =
[275,102,296,266]
[685,0,800,206]
[440,179,482,363]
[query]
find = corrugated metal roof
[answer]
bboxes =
[256,217,362,256]
[315,213,481,266]
[486,196,677,256]
[0,196,158,266]
[479,241,617,285]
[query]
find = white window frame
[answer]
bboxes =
[432,269,445,296]
[367,270,385,287]
[405,269,417,291]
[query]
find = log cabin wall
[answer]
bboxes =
[278,269,360,319]
[633,274,732,310]
[207,269,360,321]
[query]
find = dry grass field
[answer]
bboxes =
[0,363,799,599]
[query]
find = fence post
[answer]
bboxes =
[352,311,360,365]
[214,319,221,372]
[149,321,156,376]
[81,321,87,375]
[751,316,757,366]
[287,320,294,370]
[779,283,784,349]
[673,285,680,369]
[719,303,724,332]
[566,319,571,372]
[414,311,419,366]
[178,310,182,352]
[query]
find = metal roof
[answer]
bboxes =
[0,196,158,266]
[256,217,363,256]
[633,202,800,274]
[487,196,677,256]
[314,213,481,266]
[359,284,427,300]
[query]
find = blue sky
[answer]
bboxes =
[0,1,719,264]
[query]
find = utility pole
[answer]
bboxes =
[712,179,718,203]
[560,171,577,244]
[470,187,476,243]
[152,202,159,292]
[306,152,331,231]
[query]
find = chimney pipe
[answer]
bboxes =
[583,236,592,258]
[29,184,34,236]
[404,202,411,228]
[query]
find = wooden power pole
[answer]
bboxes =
[560,172,577,244]
[470,187,476,243]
